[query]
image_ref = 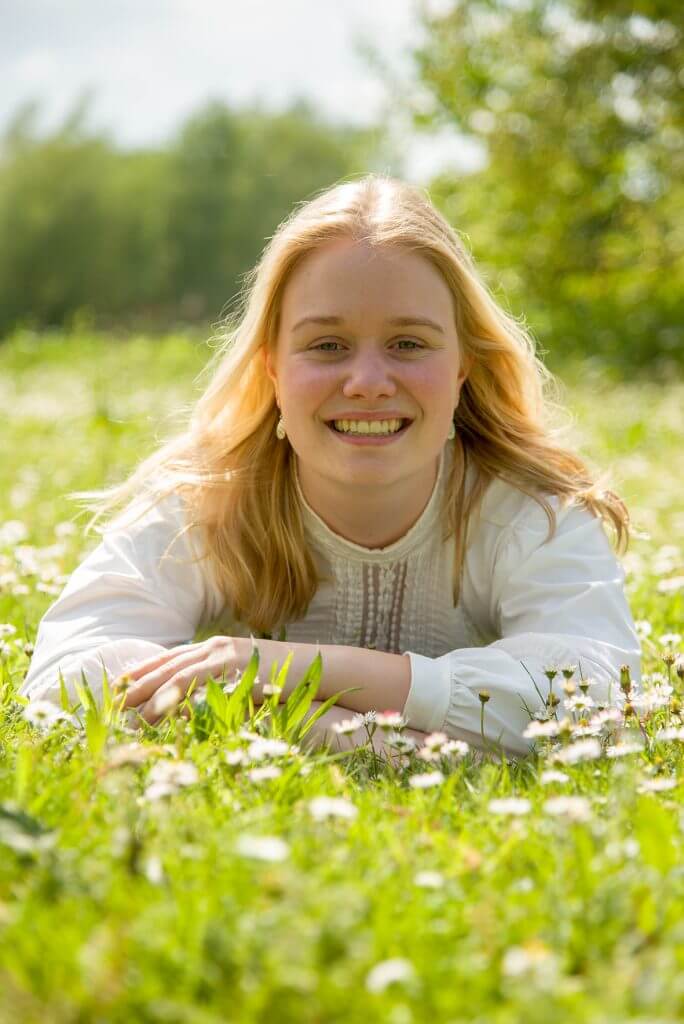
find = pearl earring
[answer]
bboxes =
[276,415,287,440]
[447,420,456,440]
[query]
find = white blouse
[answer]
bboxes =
[21,442,642,757]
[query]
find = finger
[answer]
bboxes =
[142,668,208,724]
[121,650,206,709]
[113,643,202,689]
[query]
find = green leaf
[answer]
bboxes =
[277,651,323,733]
[224,645,260,730]
[100,664,113,720]
[293,687,363,740]
[205,676,229,730]
[634,796,677,875]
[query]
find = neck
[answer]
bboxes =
[294,454,442,549]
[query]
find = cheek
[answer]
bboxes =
[405,362,454,408]
[282,365,337,404]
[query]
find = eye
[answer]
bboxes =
[310,338,425,352]
[394,338,424,351]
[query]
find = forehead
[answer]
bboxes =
[278,239,455,329]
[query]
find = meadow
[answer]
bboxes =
[1,328,683,1023]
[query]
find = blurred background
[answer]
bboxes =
[1,0,681,374]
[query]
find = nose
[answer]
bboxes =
[341,348,398,400]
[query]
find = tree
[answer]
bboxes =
[382,0,684,368]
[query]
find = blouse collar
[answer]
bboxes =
[293,443,451,565]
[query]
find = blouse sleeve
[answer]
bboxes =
[401,496,642,758]
[20,494,209,706]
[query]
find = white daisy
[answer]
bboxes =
[235,835,290,862]
[605,740,644,758]
[408,771,444,789]
[488,797,532,816]
[413,870,445,888]
[655,727,684,742]
[552,738,602,764]
[307,796,358,821]
[245,737,291,761]
[539,769,570,784]
[387,733,418,755]
[416,747,441,763]
[331,715,364,736]
[147,759,199,789]
[637,777,678,793]
[375,710,407,731]
[423,731,449,750]
[247,765,282,782]
[523,719,562,739]
[543,796,592,821]
[365,958,415,994]
[441,739,469,758]
[23,700,72,730]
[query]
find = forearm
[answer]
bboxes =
[248,638,412,715]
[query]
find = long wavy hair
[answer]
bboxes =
[70,173,631,636]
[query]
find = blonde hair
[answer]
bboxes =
[70,173,630,636]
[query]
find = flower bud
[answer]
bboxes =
[619,665,632,696]
[478,690,490,704]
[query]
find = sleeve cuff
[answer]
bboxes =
[401,651,452,733]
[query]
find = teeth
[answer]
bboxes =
[332,418,405,435]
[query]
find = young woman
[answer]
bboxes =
[21,174,641,759]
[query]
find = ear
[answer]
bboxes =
[262,347,277,389]
[458,351,474,386]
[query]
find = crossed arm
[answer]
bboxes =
[116,635,414,726]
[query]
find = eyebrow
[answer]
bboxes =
[290,314,445,334]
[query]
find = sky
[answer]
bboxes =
[0,0,486,182]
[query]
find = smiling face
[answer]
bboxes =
[264,236,470,505]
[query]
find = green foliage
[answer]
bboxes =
[399,0,683,370]
[0,332,682,1019]
[0,94,393,337]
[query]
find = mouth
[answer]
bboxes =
[325,418,413,438]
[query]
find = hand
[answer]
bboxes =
[113,635,249,725]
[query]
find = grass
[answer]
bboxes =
[0,327,683,1023]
